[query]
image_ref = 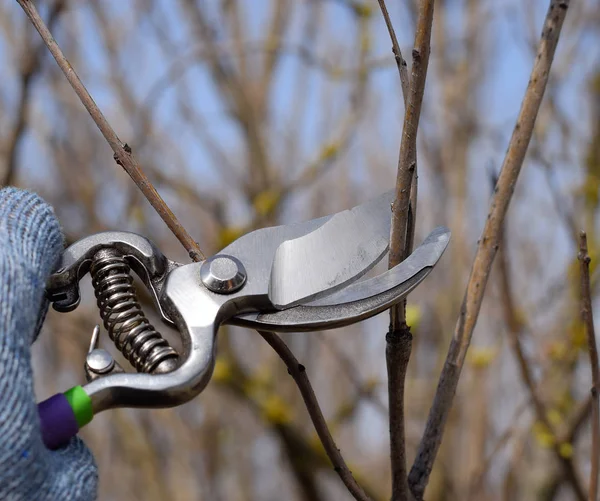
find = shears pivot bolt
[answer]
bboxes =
[200,255,247,294]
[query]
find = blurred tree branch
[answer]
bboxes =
[1,0,66,186]
[141,42,390,117]
[498,213,586,499]
[467,399,530,499]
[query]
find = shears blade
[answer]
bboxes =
[268,191,394,309]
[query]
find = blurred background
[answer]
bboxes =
[1,0,600,499]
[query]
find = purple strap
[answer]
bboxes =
[37,393,79,450]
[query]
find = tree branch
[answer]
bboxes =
[376,0,410,104]
[16,0,205,261]
[388,0,433,277]
[381,2,435,500]
[386,328,414,501]
[578,231,600,501]
[408,2,572,499]
[258,331,373,501]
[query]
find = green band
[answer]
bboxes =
[64,386,93,428]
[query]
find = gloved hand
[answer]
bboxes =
[0,187,97,500]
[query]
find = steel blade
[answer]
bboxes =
[268,190,394,308]
[306,226,450,306]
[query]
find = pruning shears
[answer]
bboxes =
[37,191,450,449]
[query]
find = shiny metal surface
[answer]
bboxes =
[231,226,450,332]
[232,268,430,332]
[269,191,394,308]
[46,192,450,414]
[90,248,179,374]
[86,350,115,375]
[307,226,450,306]
[200,255,247,294]
[83,263,223,412]
[84,325,123,382]
[47,231,177,326]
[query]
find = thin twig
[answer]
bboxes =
[376,0,410,104]
[258,331,373,501]
[378,0,419,262]
[16,0,205,261]
[408,2,572,499]
[558,395,593,445]
[383,2,435,500]
[212,343,384,501]
[578,232,600,501]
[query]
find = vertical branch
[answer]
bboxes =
[376,0,419,257]
[379,2,435,501]
[16,0,205,261]
[386,330,413,501]
[579,232,600,501]
[408,2,572,499]
[388,0,434,276]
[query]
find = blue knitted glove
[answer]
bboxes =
[0,188,97,500]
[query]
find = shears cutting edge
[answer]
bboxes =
[37,190,450,449]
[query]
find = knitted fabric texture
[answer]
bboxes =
[0,187,97,500]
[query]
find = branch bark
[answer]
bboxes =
[388,0,433,277]
[376,0,410,104]
[381,2,435,500]
[578,231,600,501]
[258,331,373,501]
[408,2,572,498]
[376,1,435,499]
[16,0,205,261]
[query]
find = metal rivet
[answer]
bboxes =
[85,349,115,374]
[200,255,247,294]
[85,325,115,378]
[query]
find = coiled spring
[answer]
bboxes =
[90,249,178,374]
